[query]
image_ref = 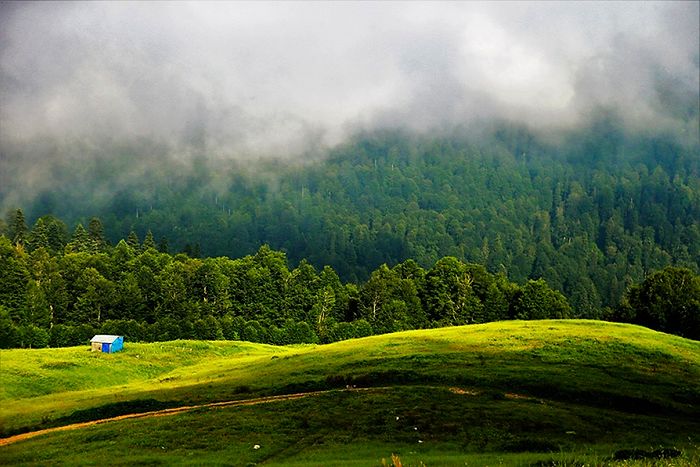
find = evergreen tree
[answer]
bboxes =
[127,230,140,249]
[66,224,90,253]
[44,216,69,253]
[158,236,169,253]
[25,280,52,329]
[8,208,28,246]
[88,217,107,251]
[422,257,483,325]
[143,230,157,251]
[72,268,115,326]
[0,305,20,348]
[0,237,30,324]
[27,218,49,251]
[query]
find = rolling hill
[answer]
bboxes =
[1,320,699,465]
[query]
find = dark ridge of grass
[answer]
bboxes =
[514,383,700,419]
[0,399,176,438]
[54,399,174,424]
[282,368,699,420]
[2,386,698,466]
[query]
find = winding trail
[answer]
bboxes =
[0,387,389,447]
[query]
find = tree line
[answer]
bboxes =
[1,212,697,348]
[11,117,698,321]
[0,214,570,348]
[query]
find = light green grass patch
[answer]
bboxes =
[1,320,699,465]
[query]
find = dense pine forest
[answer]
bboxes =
[2,116,699,348]
[3,116,699,317]
[2,217,698,349]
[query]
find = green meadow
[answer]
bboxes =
[1,320,699,465]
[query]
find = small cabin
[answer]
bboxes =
[90,335,124,353]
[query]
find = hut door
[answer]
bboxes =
[102,343,110,353]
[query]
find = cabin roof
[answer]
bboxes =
[90,335,122,344]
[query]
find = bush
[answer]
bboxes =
[0,307,21,348]
[72,324,96,345]
[220,314,239,340]
[511,279,571,320]
[241,320,266,343]
[353,319,373,338]
[149,317,181,341]
[49,324,74,347]
[327,321,356,343]
[620,267,700,339]
[193,316,223,340]
[19,325,50,348]
[282,320,318,344]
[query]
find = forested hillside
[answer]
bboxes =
[1,227,577,348]
[1,210,698,348]
[3,116,698,318]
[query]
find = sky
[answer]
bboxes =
[1,1,698,159]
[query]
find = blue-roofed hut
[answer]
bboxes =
[90,335,124,353]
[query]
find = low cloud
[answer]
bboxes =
[0,1,697,160]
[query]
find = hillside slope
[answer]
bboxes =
[1,320,699,464]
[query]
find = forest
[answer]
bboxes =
[3,116,698,318]
[1,207,698,348]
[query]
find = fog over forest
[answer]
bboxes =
[1,1,698,212]
[2,2,698,145]
[1,1,699,343]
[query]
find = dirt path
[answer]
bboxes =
[0,387,388,447]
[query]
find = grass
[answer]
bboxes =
[1,320,699,465]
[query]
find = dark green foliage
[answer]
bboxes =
[47,323,97,347]
[126,230,140,250]
[618,266,700,339]
[25,215,68,254]
[8,121,696,321]
[1,206,697,348]
[150,318,181,341]
[99,319,148,342]
[511,279,572,320]
[17,325,50,348]
[0,306,20,348]
[49,324,76,347]
[422,257,484,326]
[0,239,32,329]
[193,316,223,340]
[280,319,318,344]
[7,208,28,246]
[65,224,90,253]
[87,217,107,252]
[143,230,157,251]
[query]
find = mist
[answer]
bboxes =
[3,1,698,146]
[1,1,698,210]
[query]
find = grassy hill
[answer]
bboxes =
[1,320,699,465]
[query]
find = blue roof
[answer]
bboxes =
[90,335,122,343]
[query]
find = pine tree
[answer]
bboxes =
[44,216,69,253]
[88,217,106,252]
[8,209,27,246]
[0,236,30,324]
[143,230,157,251]
[66,224,90,253]
[158,236,169,253]
[27,218,49,252]
[127,230,140,249]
